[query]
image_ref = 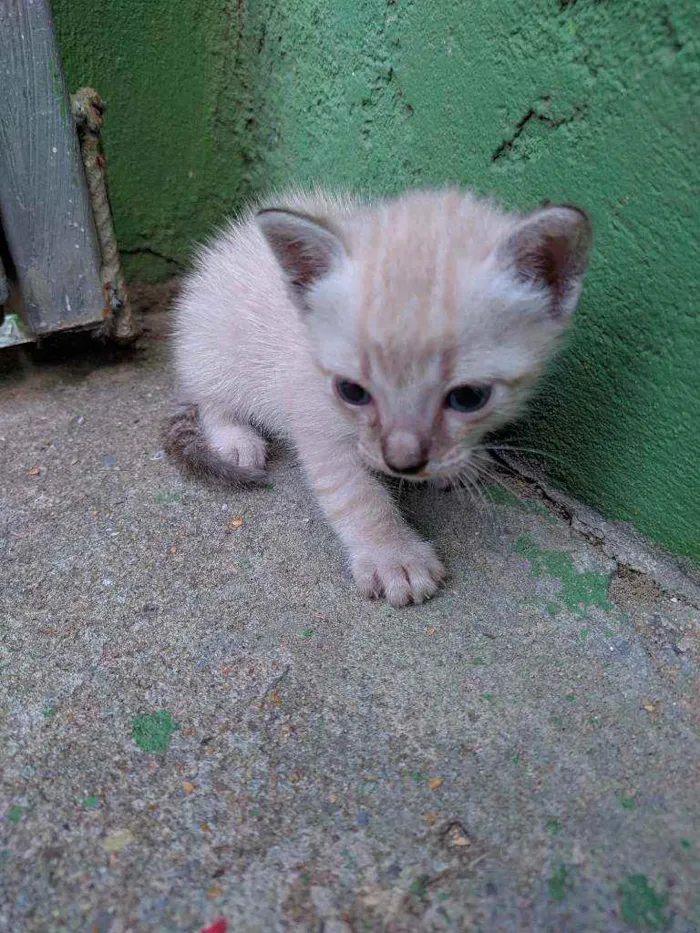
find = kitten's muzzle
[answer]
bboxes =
[381,429,430,476]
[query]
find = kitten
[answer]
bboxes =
[165,188,592,606]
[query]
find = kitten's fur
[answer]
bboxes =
[166,188,592,606]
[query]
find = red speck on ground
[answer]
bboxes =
[201,920,227,933]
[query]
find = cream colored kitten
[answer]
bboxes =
[166,188,591,606]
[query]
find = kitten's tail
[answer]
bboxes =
[163,401,266,486]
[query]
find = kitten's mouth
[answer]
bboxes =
[384,467,429,483]
[362,455,429,483]
[379,462,459,483]
[360,446,471,483]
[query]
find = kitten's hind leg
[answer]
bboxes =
[164,402,267,485]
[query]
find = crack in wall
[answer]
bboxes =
[491,101,584,163]
[660,5,683,53]
[121,247,183,270]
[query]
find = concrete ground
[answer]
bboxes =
[1,301,699,933]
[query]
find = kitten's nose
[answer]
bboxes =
[381,430,429,475]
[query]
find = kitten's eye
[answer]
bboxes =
[445,384,492,413]
[335,378,372,406]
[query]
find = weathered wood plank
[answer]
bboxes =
[0,255,9,306]
[0,0,105,335]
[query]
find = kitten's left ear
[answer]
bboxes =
[498,205,593,318]
[256,208,347,310]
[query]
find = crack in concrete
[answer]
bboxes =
[493,452,700,611]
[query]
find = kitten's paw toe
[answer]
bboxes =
[351,540,446,607]
[209,422,266,471]
[234,432,267,471]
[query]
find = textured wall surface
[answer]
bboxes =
[52,0,700,562]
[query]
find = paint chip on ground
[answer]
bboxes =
[102,829,135,853]
[131,711,179,753]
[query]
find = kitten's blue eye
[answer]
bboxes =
[446,384,492,413]
[335,378,372,406]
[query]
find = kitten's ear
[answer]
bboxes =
[256,208,346,310]
[498,205,593,318]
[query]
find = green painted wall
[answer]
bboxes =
[53,0,700,563]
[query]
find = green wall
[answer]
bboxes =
[53,0,700,563]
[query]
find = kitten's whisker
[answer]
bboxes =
[455,466,488,514]
[476,443,569,469]
[472,461,519,501]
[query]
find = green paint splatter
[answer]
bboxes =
[264,482,275,492]
[566,693,576,703]
[7,806,26,825]
[410,771,425,784]
[579,627,590,643]
[680,838,692,849]
[548,863,571,902]
[131,711,179,753]
[300,871,312,884]
[621,796,637,810]
[42,707,57,719]
[409,877,428,900]
[513,536,613,617]
[471,657,485,666]
[487,486,557,523]
[301,629,315,638]
[619,875,670,931]
[250,807,260,817]
[487,485,524,509]
[546,818,562,836]
[483,692,494,702]
[155,489,183,506]
[551,716,563,727]
[83,796,101,809]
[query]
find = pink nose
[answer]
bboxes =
[381,430,429,474]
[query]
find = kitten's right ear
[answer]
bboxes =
[497,205,593,319]
[256,208,346,310]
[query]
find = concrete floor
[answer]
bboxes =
[1,304,699,933]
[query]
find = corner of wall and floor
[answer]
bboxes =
[52,0,700,566]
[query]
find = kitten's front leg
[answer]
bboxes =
[295,431,446,606]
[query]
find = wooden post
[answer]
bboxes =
[0,0,106,335]
[0,255,9,306]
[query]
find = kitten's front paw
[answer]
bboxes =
[350,539,446,607]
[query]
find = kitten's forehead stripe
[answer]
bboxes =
[360,210,382,347]
[443,191,461,335]
[440,346,456,385]
[429,194,449,333]
[358,191,471,361]
[372,206,391,334]
[360,347,371,382]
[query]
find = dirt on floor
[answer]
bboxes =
[1,306,699,933]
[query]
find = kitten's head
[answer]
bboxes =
[257,189,592,481]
